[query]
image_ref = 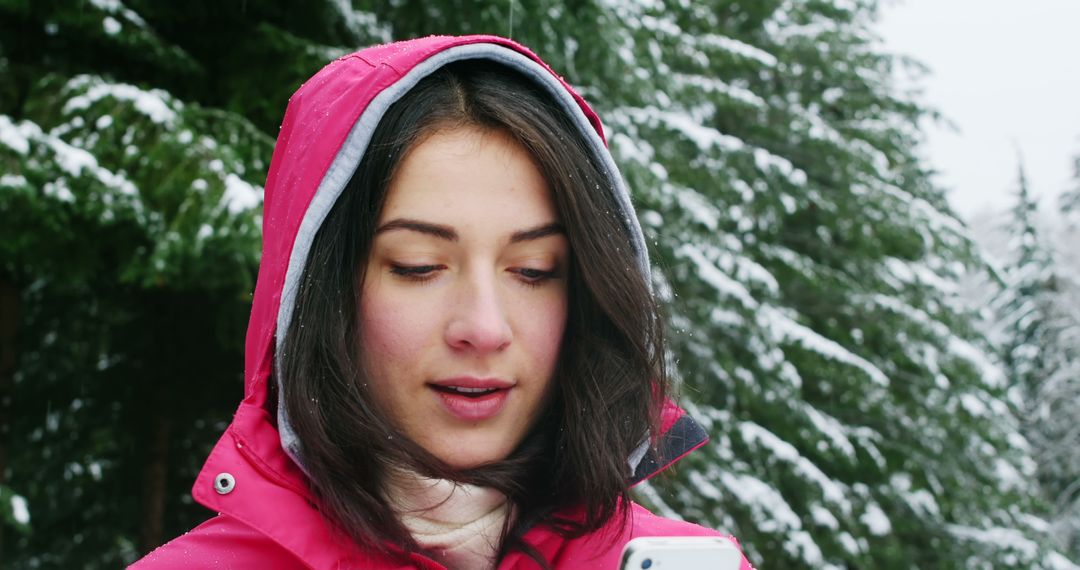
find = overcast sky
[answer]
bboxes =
[875,0,1080,221]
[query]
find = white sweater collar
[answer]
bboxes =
[384,469,514,570]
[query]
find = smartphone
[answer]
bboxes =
[619,536,743,570]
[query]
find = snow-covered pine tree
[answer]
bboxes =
[576,3,1071,568]
[992,159,1080,566]
[960,156,1080,566]
[1,0,270,565]
[1062,153,1080,221]
[996,162,1057,400]
[1038,150,1080,560]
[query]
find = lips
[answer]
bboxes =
[430,385,501,397]
[428,377,512,421]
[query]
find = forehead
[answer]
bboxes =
[379,127,558,228]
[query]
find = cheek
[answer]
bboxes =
[518,295,568,374]
[358,282,431,374]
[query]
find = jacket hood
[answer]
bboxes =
[253,35,656,465]
[192,37,706,546]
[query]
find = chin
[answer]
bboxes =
[429,435,516,470]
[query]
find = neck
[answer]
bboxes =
[383,468,514,570]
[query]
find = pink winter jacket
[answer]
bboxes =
[131,35,754,570]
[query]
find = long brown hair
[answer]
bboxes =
[279,60,669,565]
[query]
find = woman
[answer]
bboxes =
[133,35,753,569]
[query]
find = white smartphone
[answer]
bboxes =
[619,536,743,570]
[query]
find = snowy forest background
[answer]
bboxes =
[1,0,1077,568]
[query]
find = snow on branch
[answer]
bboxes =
[760,305,890,387]
[62,75,179,126]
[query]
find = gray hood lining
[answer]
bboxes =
[275,42,650,468]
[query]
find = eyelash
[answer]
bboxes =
[512,267,559,287]
[389,264,443,282]
[388,264,559,286]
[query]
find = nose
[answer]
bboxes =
[444,270,513,353]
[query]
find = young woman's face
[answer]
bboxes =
[360,126,569,469]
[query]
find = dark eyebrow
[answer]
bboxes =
[509,222,565,244]
[375,218,458,242]
[374,219,564,244]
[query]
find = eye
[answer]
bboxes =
[511,267,559,286]
[390,264,444,281]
